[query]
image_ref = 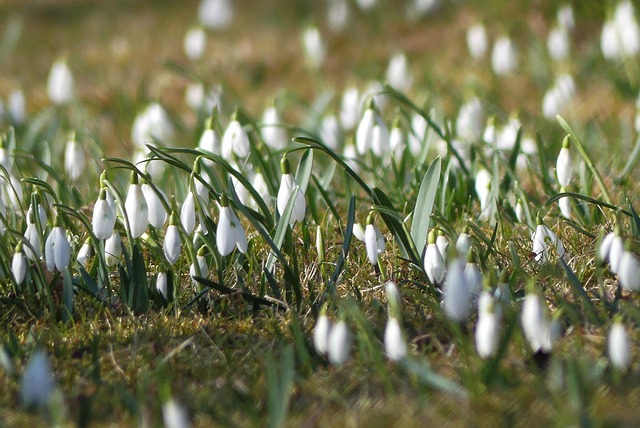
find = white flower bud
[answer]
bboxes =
[328,320,352,366]
[608,321,631,370]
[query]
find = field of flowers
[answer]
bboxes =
[2,0,640,426]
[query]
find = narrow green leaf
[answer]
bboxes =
[327,195,355,295]
[411,157,441,257]
[372,187,420,263]
[559,258,601,325]
[294,149,313,193]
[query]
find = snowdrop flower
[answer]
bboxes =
[355,0,376,11]
[456,97,484,143]
[608,319,631,370]
[356,99,376,155]
[386,52,413,92]
[515,199,525,223]
[476,297,501,359]
[521,290,555,353]
[23,213,41,261]
[547,25,569,61]
[198,0,233,30]
[531,217,565,263]
[327,0,349,33]
[467,23,488,60]
[384,317,407,361]
[198,118,222,158]
[302,26,326,70]
[250,172,271,209]
[20,349,54,409]
[556,136,573,187]
[221,112,250,159]
[557,4,575,30]
[184,26,206,61]
[64,132,85,182]
[313,308,332,356]
[45,223,71,272]
[216,193,248,256]
[424,230,445,285]
[443,258,472,321]
[131,103,174,149]
[408,113,428,156]
[328,319,352,366]
[189,246,209,280]
[124,173,148,239]
[389,118,405,161]
[491,36,517,76]
[105,231,122,266]
[598,228,620,265]
[456,229,472,261]
[162,398,191,428]
[436,231,449,260]
[180,191,197,235]
[601,1,640,61]
[77,239,92,267]
[163,214,182,265]
[342,142,359,173]
[464,251,483,299]
[363,215,385,266]
[47,58,74,105]
[320,114,341,151]
[558,188,571,219]
[261,104,287,151]
[543,74,576,120]
[277,157,306,224]
[93,188,116,240]
[370,120,390,158]
[12,242,27,284]
[603,230,625,274]
[8,89,25,124]
[618,246,640,291]
[141,182,169,229]
[156,270,168,300]
[340,87,360,131]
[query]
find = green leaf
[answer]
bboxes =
[327,195,355,295]
[266,345,295,428]
[400,357,468,399]
[130,244,149,314]
[294,149,313,194]
[618,133,640,183]
[372,187,420,263]
[411,157,441,257]
[545,192,628,216]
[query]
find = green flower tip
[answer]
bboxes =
[197,246,207,257]
[391,115,401,129]
[280,157,291,174]
[169,212,177,226]
[15,241,22,253]
[130,171,139,185]
[368,97,376,110]
[193,158,201,173]
[467,249,476,264]
[536,213,543,226]
[366,213,374,225]
[562,135,570,149]
[427,229,437,244]
[231,108,239,122]
[205,116,213,130]
[498,269,509,284]
[220,192,229,207]
[68,130,76,142]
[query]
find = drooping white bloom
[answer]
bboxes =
[476,297,501,359]
[601,1,640,61]
[189,247,209,280]
[532,221,565,263]
[327,0,349,33]
[556,136,573,187]
[464,255,483,299]
[93,188,116,240]
[343,143,359,173]
[216,194,248,256]
[408,113,428,156]
[77,239,92,267]
[384,317,407,361]
[20,349,54,409]
[163,215,182,265]
[184,26,206,61]
[370,121,390,158]
[491,36,518,76]
[443,259,472,321]
[45,225,71,272]
[8,89,25,124]
[313,312,331,356]
[456,97,484,142]
[302,26,326,70]
[521,291,556,353]
[47,58,74,105]
[547,25,569,62]
[251,172,271,209]
[543,74,576,120]
[156,271,168,300]
[355,0,376,11]
[64,134,85,182]
[198,125,221,158]
[131,103,174,149]
[456,231,472,261]
[180,191,197,235]
[618,249,640,291]
[12,244,27,284]
[141,183,169,229]
[277,158,306,224]
[105,231,122,266]
[198,0,233,30]
[340,87,360,131]
[356,101,376,155]
[185,82,220,112]
[221,116,250,159]
[557,4,575,30]
[386,52,413,92]
[320,114,341,151]
[608,320,631,370]
[23,215,41,261]
[124,175,148,239]
[364,221,383,265]
[515,199,525,223]
[558,189,571,219]
[608,234,625,274]
[261,105,287,151]
[328,319,352,366]
[389,121,405,161]
[162,398,191,428]
[424,230,445,285]
[467,23,488,60]
[436,233,449,260]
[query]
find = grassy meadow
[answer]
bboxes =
[1,0,640,426]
